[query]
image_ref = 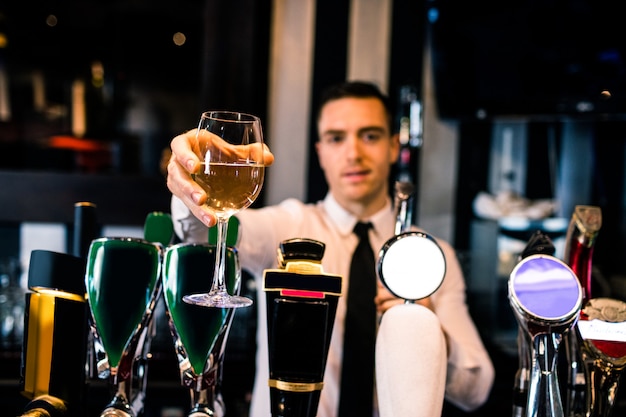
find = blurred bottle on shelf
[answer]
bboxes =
[0,256,24,350]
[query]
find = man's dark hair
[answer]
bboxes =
[316,81,393,131]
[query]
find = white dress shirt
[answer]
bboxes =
[171,193,495,416]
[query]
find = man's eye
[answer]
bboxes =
[363,132,382,142]
[328,135,343,143]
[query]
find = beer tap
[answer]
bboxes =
[562,205,602,417]
[511,231,557,417]
[19,250,89,417]
[375,180,448,416]
[563,205,626,417]
[20,202,98,417]
[394,180,415,235]
[509,246,582,417]
[263,238,342,417]
[577,297,626,417]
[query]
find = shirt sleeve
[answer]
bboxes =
[433,238,496,411]
[171,195,312,273]
[235,198,312,277]
[170,195,209,243]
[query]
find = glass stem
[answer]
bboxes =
[211,217,229,294]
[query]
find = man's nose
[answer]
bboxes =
[345,135,362,158]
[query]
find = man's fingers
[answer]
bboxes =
[171,129,201,173]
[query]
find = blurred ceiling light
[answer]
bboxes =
[173,32,186,46]
[46,14,58,27]
[0,33,7,48]
[91,60,104,88]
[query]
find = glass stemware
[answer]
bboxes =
[163,241,241,417]
[183,110,265,308]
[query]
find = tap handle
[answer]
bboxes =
[393,181,415,235]
[277,238,325,268]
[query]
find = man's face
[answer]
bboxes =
[316,97,399,210]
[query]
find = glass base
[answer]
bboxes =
[183,291,253,308]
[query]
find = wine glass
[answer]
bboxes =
[183,110,265,308]
[162,241,241,416]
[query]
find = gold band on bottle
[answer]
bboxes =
[268,379,324,392]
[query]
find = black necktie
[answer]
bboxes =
[339,222,377,416]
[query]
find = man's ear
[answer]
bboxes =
[390,133,401,163]
[315,141,325,170]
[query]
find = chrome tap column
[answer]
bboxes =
[85,237,163,417]
[162,242,240,417]
[509,254,582,417]
[511,231,558,417]
[375,179,448,417]
[393,180,415,235]
[376,231,447,417]
[263,238,342,417]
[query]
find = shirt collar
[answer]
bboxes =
[323,193,393,238]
